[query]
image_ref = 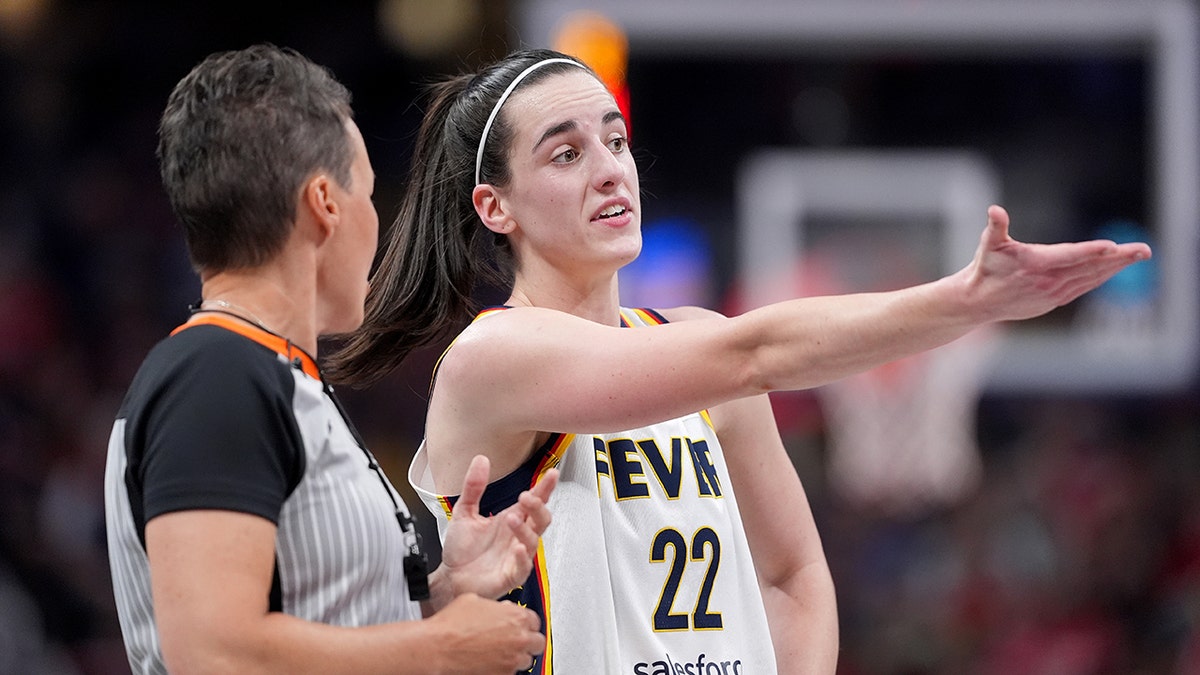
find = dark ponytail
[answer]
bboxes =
[326,49,593,387]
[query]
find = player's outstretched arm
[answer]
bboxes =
[426,206,1151,478]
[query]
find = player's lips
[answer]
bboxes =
[591,198,633,224]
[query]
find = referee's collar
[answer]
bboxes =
[173,314,321,380]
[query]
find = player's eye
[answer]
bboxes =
[552,147,579,163]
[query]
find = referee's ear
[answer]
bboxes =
[299,172,339,245]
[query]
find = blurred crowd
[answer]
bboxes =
[806,393,1200,674]
[2,2,1198,674]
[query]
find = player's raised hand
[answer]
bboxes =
[956,205,1152,323]
[436,455,558,602]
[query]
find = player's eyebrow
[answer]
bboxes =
[602,110,624,127]
[531,109,626,154]
[532,120,577,154]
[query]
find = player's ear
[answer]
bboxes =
[473,183,514,234]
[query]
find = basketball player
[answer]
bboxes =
[328,49,1150,673]
[104,44,556,674]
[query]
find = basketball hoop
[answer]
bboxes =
[819,326,998,516]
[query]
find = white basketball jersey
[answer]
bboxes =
[409,307,778,674]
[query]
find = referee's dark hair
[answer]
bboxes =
[157,43,355,273]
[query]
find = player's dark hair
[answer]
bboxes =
[157,43,354,272]
[327,49,592,387]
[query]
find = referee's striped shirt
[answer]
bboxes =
[104,315,421,674]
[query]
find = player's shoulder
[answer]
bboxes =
[647,305,727,323]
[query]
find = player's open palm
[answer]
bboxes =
[958,205,1151,322]
[439,454,559,600]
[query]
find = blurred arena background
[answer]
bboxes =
[1,1,1198,673]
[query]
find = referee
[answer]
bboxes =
[104,44,556,675]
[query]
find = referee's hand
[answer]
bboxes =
[426,593,545,674]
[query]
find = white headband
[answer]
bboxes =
[474,57,586,186]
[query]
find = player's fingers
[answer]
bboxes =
[979,205,1011,250]
[1051,246,1150,285]
[453,454,491,519]
[516,490,553,536]
[506,512,541,554]
[1040,240,1128,269]
[528,468,559,502]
